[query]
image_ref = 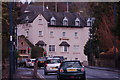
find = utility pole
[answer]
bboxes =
[9,2,14,79]
[114,2,117,68]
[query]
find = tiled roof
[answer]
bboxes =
[18,5,87,27]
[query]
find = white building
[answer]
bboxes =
[17,5,90,65]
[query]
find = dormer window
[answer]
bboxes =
[50,16,56,25]
[87,17,95,26]
[63,17,68,26]
[25,16,29,23]
[75,18,80,26]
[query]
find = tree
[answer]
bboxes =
[113,2,120,39]
[31,46,44,58]
[2,2,21,60]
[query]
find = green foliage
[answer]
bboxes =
[84,39,91,56]
[84,3,114,58]
[2,2,21,60]
[15,50,20,59]
[31,46,44,58]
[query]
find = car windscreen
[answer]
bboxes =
[61,61,82,68]
[27,60,31,62]
[46,59,61,64]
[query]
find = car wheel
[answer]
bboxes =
[44,71,48,75]
[81,75,86,80]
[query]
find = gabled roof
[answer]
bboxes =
[18,5,87,27]
[19,35,34,48]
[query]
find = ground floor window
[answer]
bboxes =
[49,45,55,52]
[62,46,68,52]
[20,50,26,54]
[73,45,79,53]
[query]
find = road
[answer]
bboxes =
[37,67,120,80]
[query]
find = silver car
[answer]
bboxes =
[26,59,36,67]
[44,58,61,75]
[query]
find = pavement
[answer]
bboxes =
[86,66,120,73]
[13,67,39,80]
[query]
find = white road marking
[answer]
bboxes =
[37,72,46,80]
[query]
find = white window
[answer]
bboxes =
[50,31,53,37]
[39,31,42,36]
[49,45,55,52]
[75,32,78,37]
[62,46,68,52]
[26,30,29,37]
[39,19,42,24]
[75,18,80,26]
[62,32,66,37]
[51,20,56,25]
[25,16,29,23]
[63,17,68,26]
[73,45,79,52]
[51,16,56,25]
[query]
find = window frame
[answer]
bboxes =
[26,30,29,38]
[39,31,43,37]
[50,31,54,37]
[62,32,66,37]
[73,45,79,53]
[63,17,68,26]
[49,45,55,52]
[51,20,56,25]
[75,32,78,37]
[61,46,68,52]
[38,19,42,25]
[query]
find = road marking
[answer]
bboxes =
[37,72,46,80]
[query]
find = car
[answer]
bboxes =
[26,59,36,67]
[57,60,86,80]
[37,57,47,68]
[44,58,61,75]
[53,56,64,62]
[18,58,30,67]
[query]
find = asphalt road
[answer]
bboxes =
[37,67,120,80]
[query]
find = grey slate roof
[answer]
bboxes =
[18,5,87,27]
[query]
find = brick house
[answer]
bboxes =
[18,35,33,60]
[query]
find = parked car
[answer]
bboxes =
[57,60,86,80]
[18,58,30,67]
[44,58,61,75]
[26,59,36,67]
[37,57,47,68]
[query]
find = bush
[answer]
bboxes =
[31,46,44,58]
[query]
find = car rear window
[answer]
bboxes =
[61,61,82,68]
[38,58,46,61]
[32,60,35,62]
[46,59,61,64]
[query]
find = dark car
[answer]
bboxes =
[57,60,86,80]
[37,57,47,68]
